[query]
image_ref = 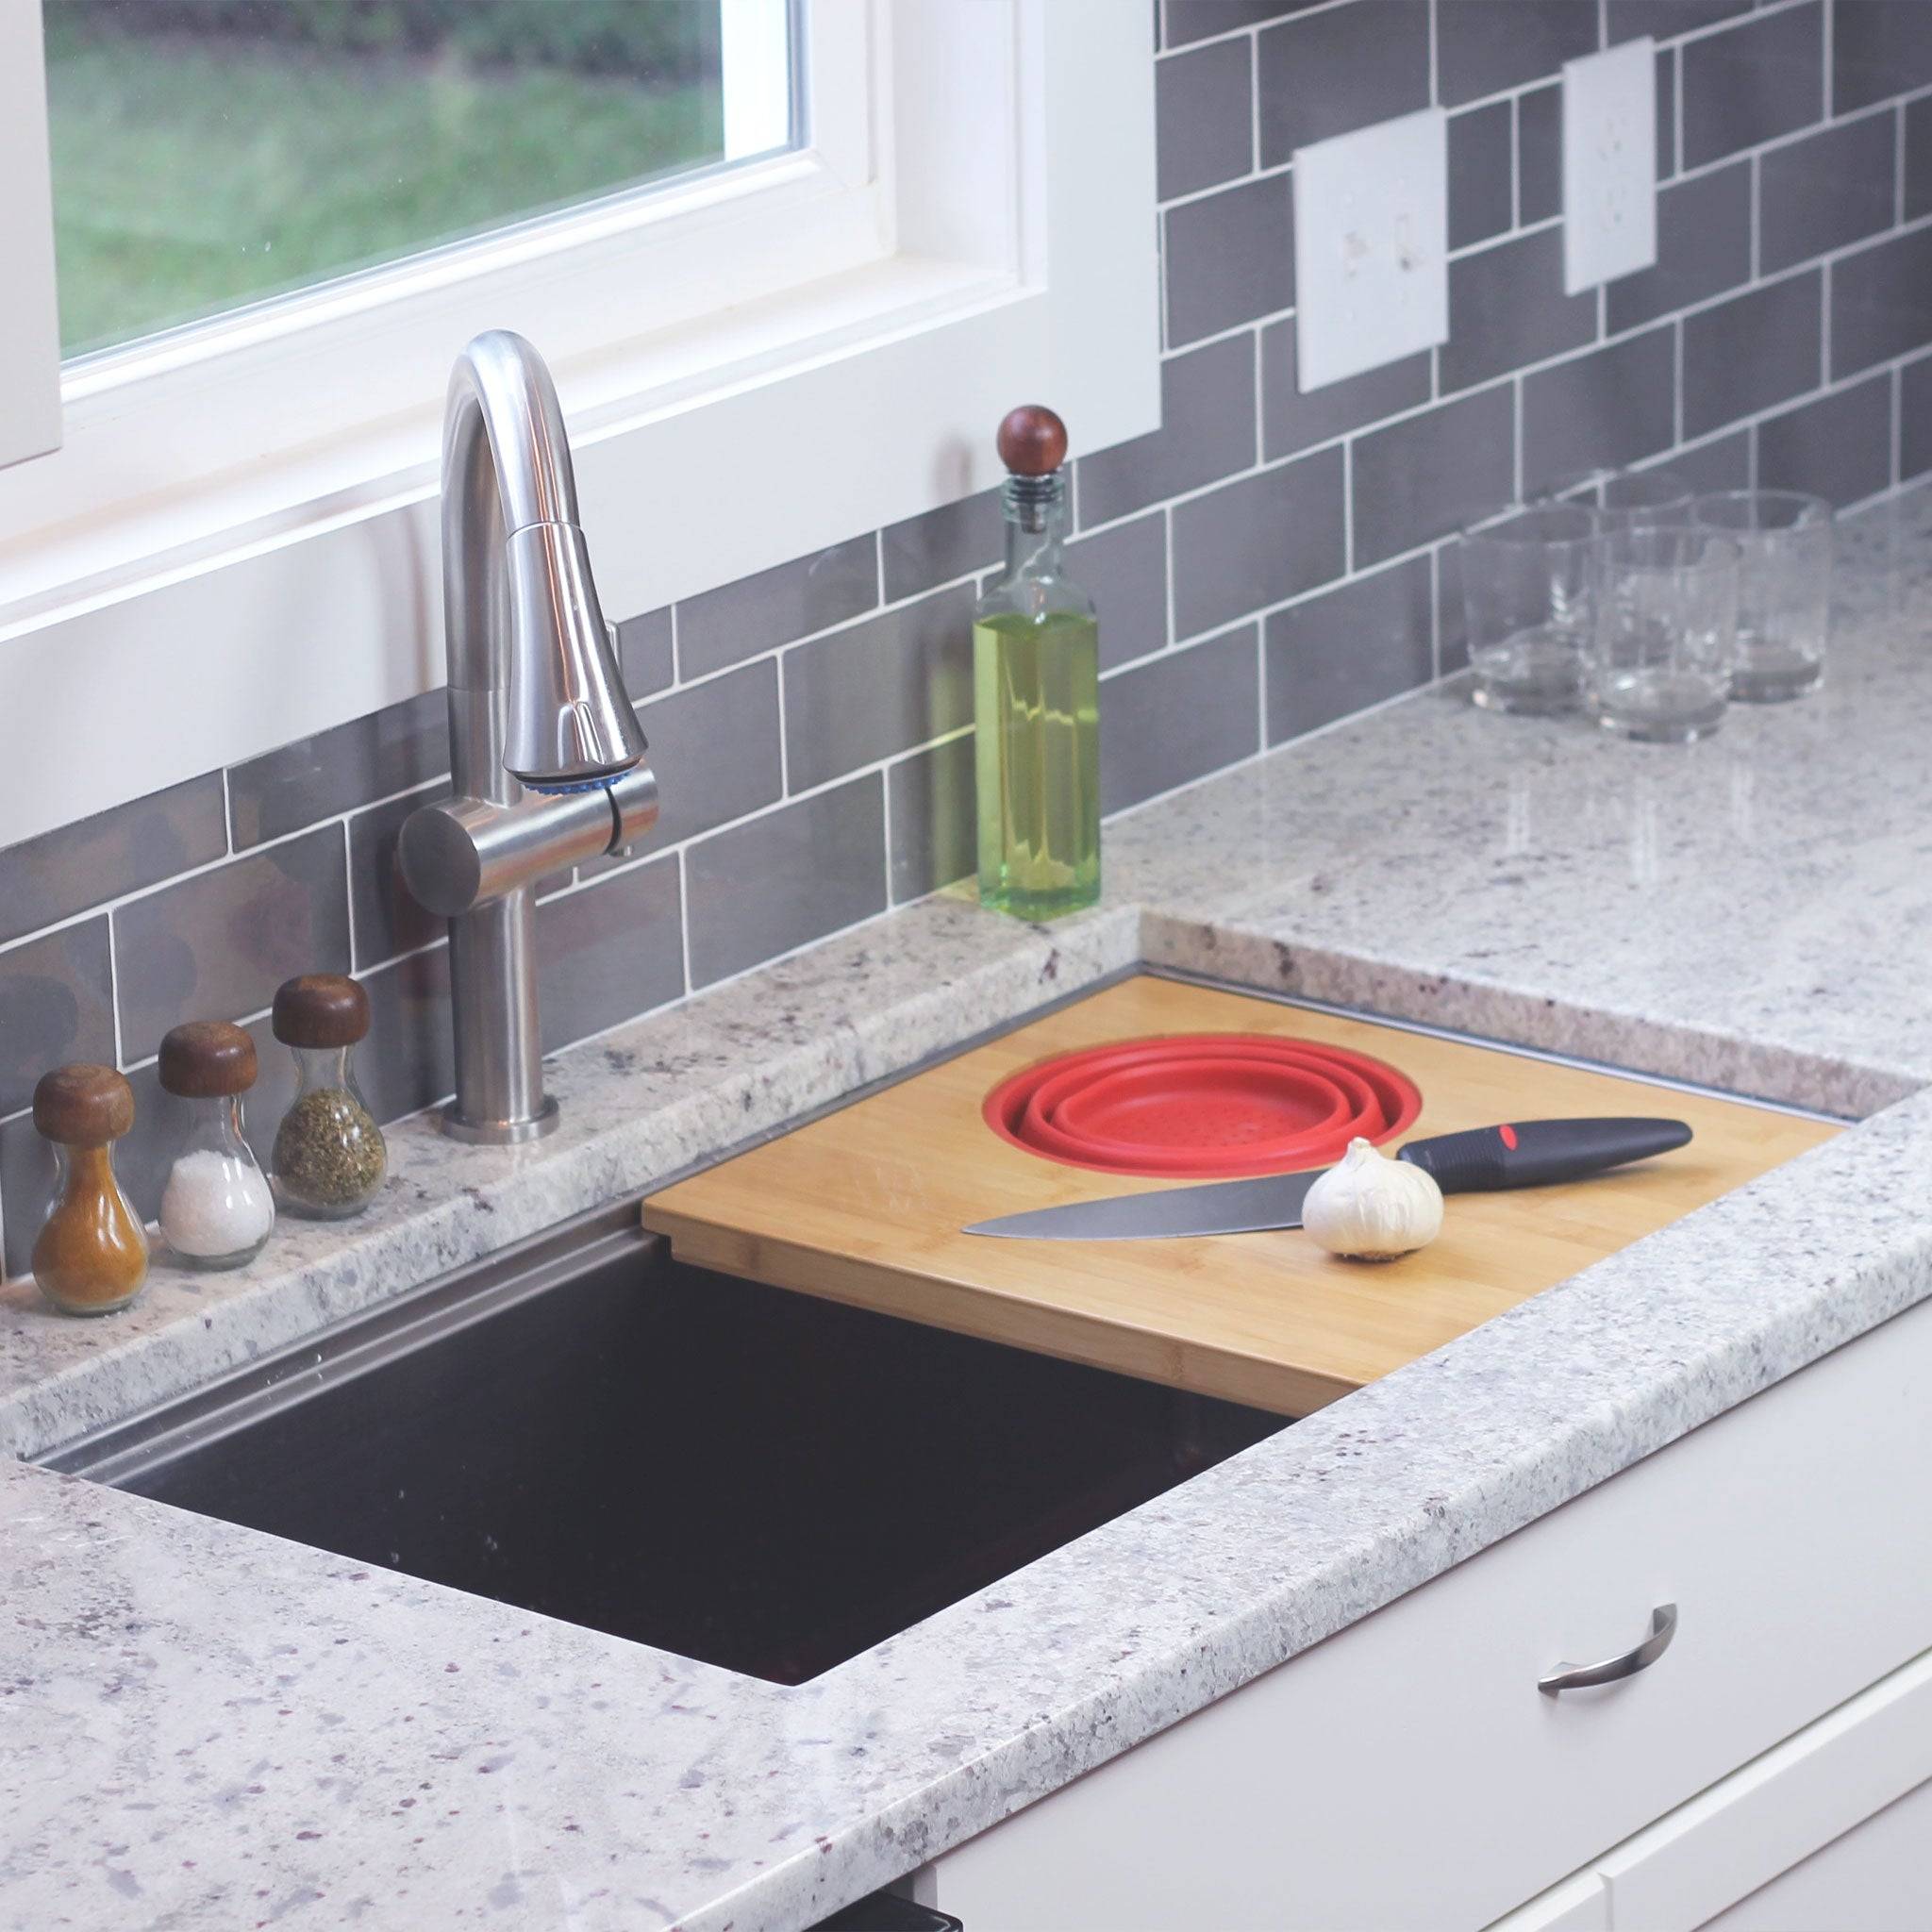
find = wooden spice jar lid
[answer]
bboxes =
[996,404,1069,476]
[158,1021,258,1098]
[33,1064,136,1145]
[272,974,371,1049]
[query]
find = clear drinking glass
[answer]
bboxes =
[1690,491,1832,701]
[1458,502,1600,715]
[1589,527,1740,742]
[1599,467,1693,531]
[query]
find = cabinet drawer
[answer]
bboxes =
[934,1296,1932,1932]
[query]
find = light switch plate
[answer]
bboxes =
[1561,38,1657,293]
[1291,107,1448,392]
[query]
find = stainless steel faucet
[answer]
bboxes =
[399,331,658,1142]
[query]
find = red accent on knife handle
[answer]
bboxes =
[1395,1117,1692,1194]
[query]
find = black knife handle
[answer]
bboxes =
[1395,1117,1692,1194]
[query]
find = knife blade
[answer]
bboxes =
[963,1117,1693,1240]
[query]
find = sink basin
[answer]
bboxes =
[48,1204,1285,1684]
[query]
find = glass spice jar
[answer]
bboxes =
[269,974,387,1220]
[30,1064,149,1316]
[157,1021,275,1270]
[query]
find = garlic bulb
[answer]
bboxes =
[1302,1137,1443,1261]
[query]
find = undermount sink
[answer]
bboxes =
[47,1204,1285,1685]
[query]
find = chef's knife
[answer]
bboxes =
[963,1117,1693,1241]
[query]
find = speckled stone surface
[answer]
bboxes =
[4,490,1932,1930]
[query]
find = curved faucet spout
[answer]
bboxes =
[403,332,659,1144]
[441,329,647,791]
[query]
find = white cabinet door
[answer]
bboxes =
[0,0,61,469]
[1694,1779,1932,1932]
[934,1297,1932,1932]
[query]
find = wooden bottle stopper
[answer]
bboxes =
[996,405,1069,476]
[158,1021,258,1098]
[32,1064,136,1146]
[272,974,371,1049]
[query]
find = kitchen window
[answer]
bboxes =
[0,0,1158,851]
[44,0,791,360]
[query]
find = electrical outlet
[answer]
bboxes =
[1562,38,1657,293]
[1291,107,1448,392]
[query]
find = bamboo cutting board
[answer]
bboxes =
[643,977,1838,1416]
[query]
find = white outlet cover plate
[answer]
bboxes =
[1562,38,1657,292]
[1292,106,1448,392]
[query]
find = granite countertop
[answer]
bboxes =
[6,490,1932,1930]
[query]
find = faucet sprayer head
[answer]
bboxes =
[500,521,648,792]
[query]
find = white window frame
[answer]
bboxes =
[0,0,1158,849]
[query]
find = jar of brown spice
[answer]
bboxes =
[30,1064,150,1316]
[269,975,388,1219]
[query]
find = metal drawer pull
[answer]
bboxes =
[1539,1603,1677,1696]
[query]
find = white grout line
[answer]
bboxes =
[106,908,125,1071]
[1892,364,1906,488]
[1428,0,1439,108]
[1750,152,1762,277]
[341,820,358,972]
[1821,0,1833,119]
[219,767,236,856]
[667,602,683,685]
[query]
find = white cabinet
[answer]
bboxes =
[1697,1777,1932,1932]
[931,1296,1932,1932]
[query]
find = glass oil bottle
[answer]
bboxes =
[973,405,1100,919]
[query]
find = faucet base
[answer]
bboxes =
[438,1094,561,1145]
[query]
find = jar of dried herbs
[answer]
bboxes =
[269,975,387,1219]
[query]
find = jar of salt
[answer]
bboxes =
[158,1021,275,1270]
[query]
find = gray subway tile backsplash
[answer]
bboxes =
[227,690,448,852]
[1756,371,1893,507]
[1260,321,1431,464]
[783,586,974,794]
[1607,0,1752,41]
[881,492,1003,604]
[888,735,975,906]
[1653,428,1752,496]
[1831,226,1932,380]
[5,0,1932,1283]
[1163,0,1326,49]
[0,774,225,952]
[1171,448,1346,639]
[616,608,675,697]
[1100,625,1260,816]
[1437,0,1598,109]
[1758,113,1898,276]
[676,536,878,681]
[1264,555,1434,745]
[1067,512,1171,672]
[0,922,117,1120]
[1605,160,1753,336]
[113,826,351,1065]
[686,774,887,990]
[1832,0,1932,116]
[1441,228,1595,395]
[1907,99,1932,225]
[625,660,784,852]
[1157,35,1253,202]
[1164,174,1294,347]
[1449,102,1514,252]
[1351,386,1516,569]
[1522,326,1679,495]
[1681,270,1824,439]
[538,857,684,1055]
[1257,0,1428,166]
[1905,357,1932,484]
[1679,2,1824,172]
[1517,87,1561,226]
[1076,333,1256,527]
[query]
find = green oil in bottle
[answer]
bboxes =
[973,607,1101,919]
